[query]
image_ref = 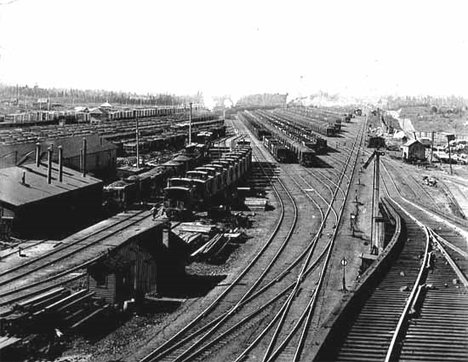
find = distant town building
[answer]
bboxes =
[402,139,426,162]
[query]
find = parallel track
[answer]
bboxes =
[139,114,366,362]
[316,129,468,361]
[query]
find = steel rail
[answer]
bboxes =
[146,115,347,362]
[260,118,363,362]
[140,124,298,362]
[429,228,468,288]
[251,111,366,362]
[384,226,430,362]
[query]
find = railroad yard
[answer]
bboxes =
[0,97,467,362]
[2,0,468,360]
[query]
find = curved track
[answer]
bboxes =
[315,125,468,361]
[139,113,367,362]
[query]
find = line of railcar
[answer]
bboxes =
[164,146,252,219]
[240,111,315,166]
[255,110,328,154]
[274,108,340,135]
[104,143,209,210]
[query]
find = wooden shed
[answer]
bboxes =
[402,139,426,162]
[87,221,188,307]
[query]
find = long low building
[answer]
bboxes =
[0,134,118,180]
[0,157,103,238]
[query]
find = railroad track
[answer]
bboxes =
[397,227,468,361]
[139,125,304,361]
[0,209,152,308]
[314,132,468,361]
[318,199,468,362]
[255,113,367,362]
[137,113,367,362]
[382,158,466,222]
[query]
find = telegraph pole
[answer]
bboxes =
[188,102,193,145]
[363,149,385,254]
[135,110,140,169]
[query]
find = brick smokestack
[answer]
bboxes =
[47,146,53,184]
[58,146,63,182]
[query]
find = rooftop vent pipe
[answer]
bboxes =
[82,138,87,177]
[47,147,53,184]
[35,143,41,167]
[58,146,63,182]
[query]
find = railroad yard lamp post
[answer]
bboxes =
[341,257,348,291]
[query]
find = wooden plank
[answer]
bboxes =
[0,336,21,350]
[16,287,66,308]
[70,305,109,329]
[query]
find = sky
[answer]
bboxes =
[0,0,467,100]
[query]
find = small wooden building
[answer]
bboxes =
[402,139,426,162]
[87,221,188,307]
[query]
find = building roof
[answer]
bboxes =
[74,106,89,112]
[100,102,112,108]
[0,134,117,169]
[172,155,192,162]
[402,139,422,148]
[89,107,104,115]
[0,162,102,209]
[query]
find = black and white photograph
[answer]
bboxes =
[0,0,467,361]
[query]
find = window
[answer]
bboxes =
[95,274,108,288]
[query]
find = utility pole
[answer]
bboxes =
[430,131,435,164]
[188,102,193,145]
[448,138,453,175]
[135,110,140,169]
[363,149,385,254]
[444,133,455,175]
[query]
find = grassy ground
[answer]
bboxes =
[398,106,468,136]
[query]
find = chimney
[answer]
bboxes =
[82,138,87,177]
[47,147,53,184]
[35,143,41,167]
[413,132,418,141]
[21,171,26,185]
[58,146,63,182]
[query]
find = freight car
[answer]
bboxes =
[164,146,252,219]
[238,112,271,140]
[275,109,339,136]
[104,143,208,209]
[251,110,329,155]
[263,136,294,163]
[270,109,336,137]
[289,140,315,166]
